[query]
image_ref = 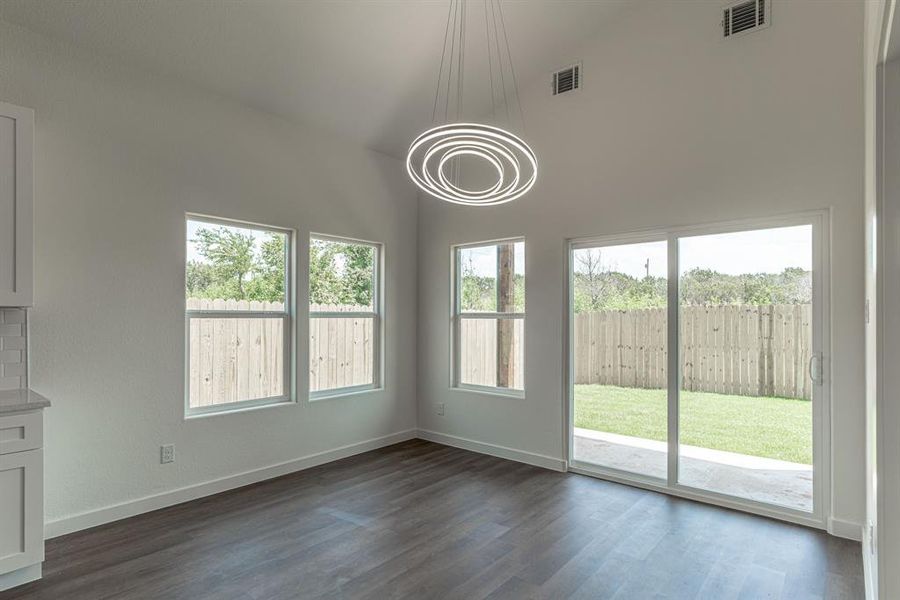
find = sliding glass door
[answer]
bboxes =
[571,240,669,480]
[677,225,814,512]
[569,215,825,523]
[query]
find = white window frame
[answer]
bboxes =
[184,214,295,418]
[451,237,525,397]
[309,234,383,400]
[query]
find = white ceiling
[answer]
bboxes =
[0,0,632,158]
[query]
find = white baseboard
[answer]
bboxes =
[0,564,41,592]
[828,516,863,541]
[44,429,417,539]
[416,429,567,472]
[862,529,876,600]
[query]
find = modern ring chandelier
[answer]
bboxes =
[406,0,537,207]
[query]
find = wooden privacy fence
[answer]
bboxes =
[459,319,525,390]
[308,304,375,393]
[573,304,812,400]
[187,299,811,406]
[187,299,374,408]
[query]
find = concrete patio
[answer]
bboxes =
[573,428,813,512]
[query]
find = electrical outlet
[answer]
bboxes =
[160,444,175,464]
[437,403,445,416]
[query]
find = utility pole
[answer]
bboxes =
[497,243,515,388]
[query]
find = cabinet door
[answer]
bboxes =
[0,102,33,307]
[0,449,42,574]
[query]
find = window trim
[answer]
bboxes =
[184,213,296,418]
[451,237,525,397]
[308,233,383,401]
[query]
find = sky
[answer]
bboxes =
[576,241,668,279]
[573,225,812,278]
[460,242,526,277]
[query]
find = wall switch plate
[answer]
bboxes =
[160,444,175,464]
[437,403,445,416]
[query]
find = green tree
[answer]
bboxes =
[192,227,255,300]
[340,243,375,308]
[573,253,809,312]
[309,239,341,305]
[309,239,375,308]
[460,254,495,311]
[247,233,286,303]
[186,260,215,298]
[679,268,811,306]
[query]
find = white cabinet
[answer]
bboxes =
[0,102,33,307]
[0,409,44,591]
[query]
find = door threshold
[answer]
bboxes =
[568,461,824,531]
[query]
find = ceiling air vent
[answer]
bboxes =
[723,0,770,38]
[552,63,580,96]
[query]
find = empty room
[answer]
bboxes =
[0,0,896,598]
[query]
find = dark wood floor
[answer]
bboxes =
[3,440,863,600]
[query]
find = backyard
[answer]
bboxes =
[574,384,812,464]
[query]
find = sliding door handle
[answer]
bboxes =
[808,353,824,386]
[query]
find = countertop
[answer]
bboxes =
[0,388,51,414]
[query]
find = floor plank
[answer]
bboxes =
[1,440,864,600]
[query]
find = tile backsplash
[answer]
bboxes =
[0,308,27,390]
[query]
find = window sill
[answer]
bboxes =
[185,397,295,420]
[450,385,525,399]
[309,385,383,402]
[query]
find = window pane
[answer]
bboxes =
[678,225,814,512]
[310,238,375,312]
[459,245,497,312]
[459,317,524,390]
[459,242,524,313]
[571,241,668,480]
[188,317,285,408]
[186,219,287,310]
[310,316,375,392]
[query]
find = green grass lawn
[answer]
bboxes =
[574,385,812,464]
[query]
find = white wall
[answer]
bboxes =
[417,0,866,534]
[0,20,418,531]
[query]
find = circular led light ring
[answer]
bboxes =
[406,122,537,206]
[423,138,519,200]
[424,138,520,201]
[438,147,505,196]
[438,148,502,195]
[411,126,531,195]
[426,141,510,198]
[410,126,532,202]
[416,138,526,204]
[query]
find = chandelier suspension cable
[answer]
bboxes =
[496,0,526,134]
[442,0,459,123]
[488,0,511,127]
[431,0,455,123]
[483,0,496,122]
[457,0,465,123]
[407,0,537,207]
[431,0,526,129]
[455,0,466,184]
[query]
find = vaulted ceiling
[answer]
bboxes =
[0,0,632,158]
